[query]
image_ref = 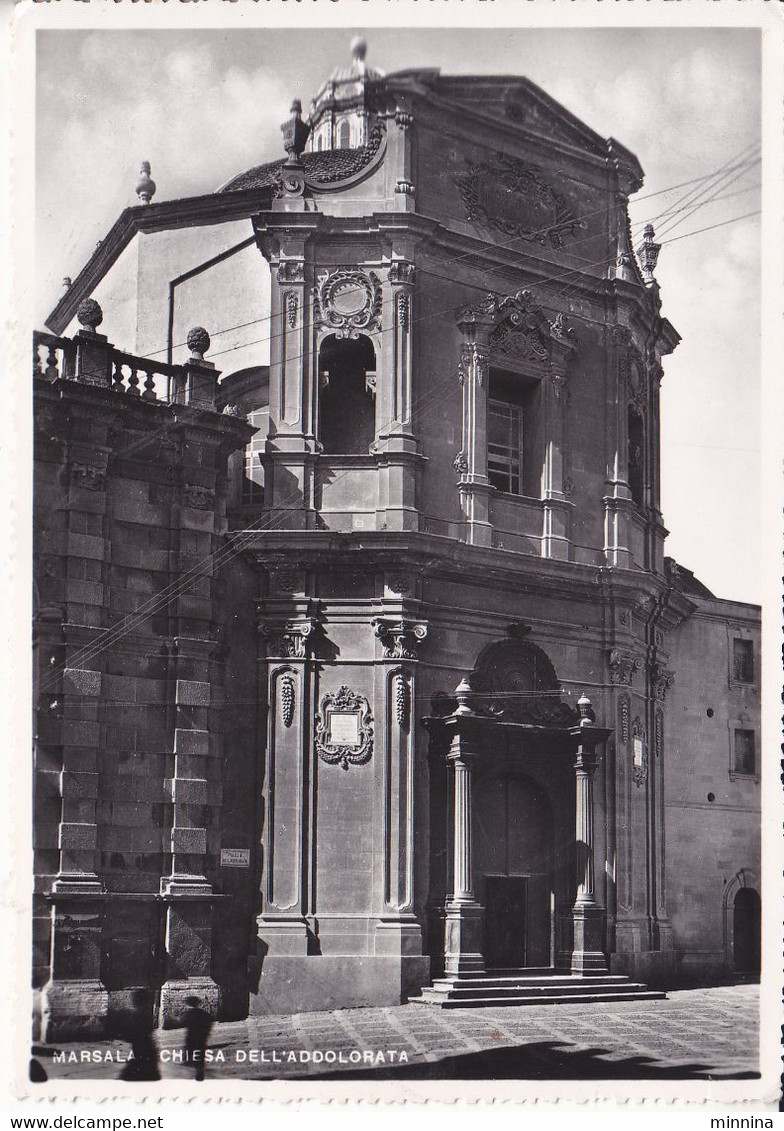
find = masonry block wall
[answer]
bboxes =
[664,593,761,983]
[33,325,251,1039]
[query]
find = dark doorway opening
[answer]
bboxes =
[484,875,528,968]
[733,887,761,974]
[319,334,376,455]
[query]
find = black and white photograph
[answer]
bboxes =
[6,3,782,1115]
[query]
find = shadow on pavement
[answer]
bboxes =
[307,1040,760,1082]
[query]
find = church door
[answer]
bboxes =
[733,887,761,974]
[484,876,528,968]
[474,772,555,969]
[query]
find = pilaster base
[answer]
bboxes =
[571,904,607,974]
[51,872,104,896]
[160,873,212,897]
[250,955,431,1015]
[256,915,311,956]
[158,977,220,1030]
[40,979,109,1042]
[443,900,485,976]
[373,915,424,957]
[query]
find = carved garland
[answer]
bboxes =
[394,671,410,728]
[315,685,374,771]
[632,715,648,787]
[280,675,295,728]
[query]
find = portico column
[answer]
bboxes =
[571,695,608,974]
[452,757,474,900]
[443,679,485,976]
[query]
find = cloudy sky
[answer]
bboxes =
[35,26,762,602]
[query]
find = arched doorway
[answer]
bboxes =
[474,772,555,969]
[733,887,761,974]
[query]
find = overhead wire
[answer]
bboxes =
[135,150,764,365]
[38,158,764,686]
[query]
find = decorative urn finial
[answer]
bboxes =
[281,99,311,164]
[454,676,475,717]
[636,222,661,285]
[577,693,594,727]
[186,326,211,361]
[351,35,368,72]
[135,161,156,205]
[76,298,103,334]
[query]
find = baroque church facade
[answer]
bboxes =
[32,41,761,1038]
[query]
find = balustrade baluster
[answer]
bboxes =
[128,366,140,396]
[112,361,124,392]
[33,344,43,379]
[45,346,60,382]
[142,368,157,401]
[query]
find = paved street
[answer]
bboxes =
[34,984,759,1083]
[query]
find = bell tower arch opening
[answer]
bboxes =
[318,333,376,455]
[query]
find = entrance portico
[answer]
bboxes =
[424,681,612,984]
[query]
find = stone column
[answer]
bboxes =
[442,680,485,977]
[38,344,117,1039]
[454,312,494,547]
[571,696,607,974]
[372,617,427,962]
[256,599,319,955]
[540,365,572,560]
[254,219,320,531]
[158,636,220,1027]
[374,258,420,532]
[603,327,634,568]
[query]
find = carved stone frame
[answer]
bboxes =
[315,685,374,771]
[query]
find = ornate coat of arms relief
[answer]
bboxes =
[453,154,584,249]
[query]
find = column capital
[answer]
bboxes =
[372,617,427,660]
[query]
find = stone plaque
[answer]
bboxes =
[220,848,251,868]
[329,711,360,747]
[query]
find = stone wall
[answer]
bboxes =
[33,317,251,1039]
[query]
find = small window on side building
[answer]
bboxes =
[732,638,754,683]
[733,728,756,776]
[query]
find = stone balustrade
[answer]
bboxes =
[33,302,220,410]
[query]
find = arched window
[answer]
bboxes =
[318,335,376,455]
[337,120,351,149]
[628,406,645,507]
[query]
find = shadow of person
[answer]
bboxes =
[182,996,213,1082]
[29,1058,48,1083]
[117,991,160,1082]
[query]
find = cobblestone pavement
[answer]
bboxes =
[35,984,759,1083]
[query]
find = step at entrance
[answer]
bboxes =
[411,968,666,1009]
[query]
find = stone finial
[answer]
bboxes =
[577,693,594,727]
[351,35,368,70]
[636,223,661,285]
[454,676,475,717]
[186,326,211,361]
[281,99,311,164]
[62,276,72,289]
[135,161,156,205]
[76,298,103,333]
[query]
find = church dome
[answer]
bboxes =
[307,36,385,153]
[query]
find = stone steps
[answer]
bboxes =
[411,969,666,1009]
